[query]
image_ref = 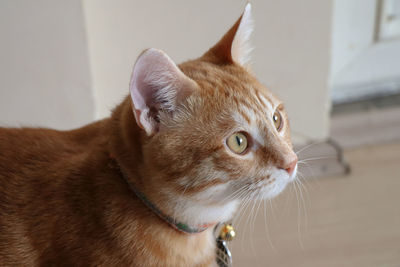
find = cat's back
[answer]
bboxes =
[0,120,109,199]
[0,121,115,264]
[0,122,103,170]
[0,127,71,165]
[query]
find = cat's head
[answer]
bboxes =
[129,4,297,226]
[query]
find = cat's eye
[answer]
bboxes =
[273,110,283,131]
[227,132,248,154]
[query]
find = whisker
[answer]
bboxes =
[297,162,318,183]
[262,199,276,252]
[231,191,251,227]
[267,195,278,226]
[246,186,265,256]
[298,155,336,162]
[250,190,263,234]
[295,140,326,155]
[295,178,308,236]
[231,200,249,229]
[297,161,323,190]
[295,175,310,201]
[236,193,253,251]
[293,179,306,249]
[220,186,247,203]
[292,179,303,249]
[233,189,252,227]
[296,169,309,182]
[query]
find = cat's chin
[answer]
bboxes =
[172,198,240,228]
[166,165,298,227]
[253,166,298,200]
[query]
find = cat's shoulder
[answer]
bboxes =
[0,119,107,146]
[0,119,110,169]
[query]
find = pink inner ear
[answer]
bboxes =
[129,48,197,135]
[130,52,160,111]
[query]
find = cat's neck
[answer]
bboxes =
[108,97,144,187]
[108,97,238,233]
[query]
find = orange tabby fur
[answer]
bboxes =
[0,4,297,266]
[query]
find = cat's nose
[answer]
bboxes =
[282,156,298,176]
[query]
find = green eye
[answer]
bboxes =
[227,132,248,154]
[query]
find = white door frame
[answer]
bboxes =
[331,0,400,104]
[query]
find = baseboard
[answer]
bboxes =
[295,96,400,179]
[294,139,350,179]
[330,105,400,148]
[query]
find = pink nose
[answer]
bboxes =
[283,158,298,176]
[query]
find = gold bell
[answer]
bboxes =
[219,223,236,241]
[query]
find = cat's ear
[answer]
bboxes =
[129,48,197,135]
[203,3,253,66]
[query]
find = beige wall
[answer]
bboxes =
[83,0,332,143]
[0,0,93,130]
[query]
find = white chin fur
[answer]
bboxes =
[257,165,297,200]
[170,183,239,226]
[173,198,239,227]
[171,165,298,226]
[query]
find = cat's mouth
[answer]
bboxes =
[243,170,296,200]
[242,177,276,195]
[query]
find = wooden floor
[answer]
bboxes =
[232,142,400,267]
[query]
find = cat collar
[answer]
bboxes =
[124,178,215,234]
[110,154,235,266]
[110,155,215,234]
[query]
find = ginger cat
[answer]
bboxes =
[0,4,297,266]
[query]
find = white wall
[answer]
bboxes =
[251,1,332,142]
[331,0,376,80]
[331,0,400,104]
[83,0,333,143]
[0,1,332,144]
[0,0,93,130]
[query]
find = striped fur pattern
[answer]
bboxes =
[0,3,297,266]
[140,58,298,229]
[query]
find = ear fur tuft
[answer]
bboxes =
[129,49,196,135]
[231,3,254,65]
[202,3,254,66]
